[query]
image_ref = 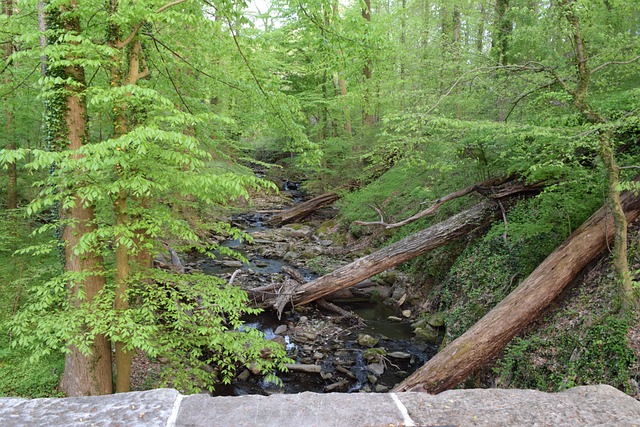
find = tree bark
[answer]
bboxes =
[268,192,339,225]
[394,189,640,394]
[3,0,17,209]
[255,201,498,309]
[555,0,634,314]
[362,0,375,127]
[55,0,113,396]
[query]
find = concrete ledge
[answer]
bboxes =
[1,385,639,427]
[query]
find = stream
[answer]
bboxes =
[187,184,439,396]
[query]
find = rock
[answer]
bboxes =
[391,285,406,301]
[414,325,440,343]
[357,334,379,348]
[320,371,333,380]
[281,224,313,238]
[324,380,350,391]
[302,332,317,341]
[336,366,356,378]
[283,251,301,261]
[374,384,389,393]
[387,351,411,359]
[387,316,403,322]
[298,316,308,323]
[367,374,378,384]
[366,362,385,376]
[426,312,445,327]
[222,260,243,268]
[401,309,412,318]
[312,352,324,360]
[274,325,288,335]
[237,369,251,381]
[363,348,386,363]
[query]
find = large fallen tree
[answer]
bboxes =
[393,188,640,394]
[251,179,543,313]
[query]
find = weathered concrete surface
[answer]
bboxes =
[0,388,179,427]
[1,385,639,427]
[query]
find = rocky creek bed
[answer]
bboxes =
[180,188,442,396]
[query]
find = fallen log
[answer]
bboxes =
[272,200,499,307]
[394,189,640,394]
[269,192,339,225]
[284,363,322,374]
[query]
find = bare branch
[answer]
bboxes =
[591,55,640,75]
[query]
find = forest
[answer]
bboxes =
[1,0,639,398]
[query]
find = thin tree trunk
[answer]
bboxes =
[3,0,17,209]
[362,0,375,127]
[394,189,640,393]
[114,190,132,393]
[557,0,634,314]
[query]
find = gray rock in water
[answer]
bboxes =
[366,362,385,376]
[274,324,288,335]
[387,351,411,359]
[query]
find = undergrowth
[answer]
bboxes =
[0,210,64,397]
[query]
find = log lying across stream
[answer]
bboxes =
[269,192,339,225]
[251,178,543,313]
[394,188,640,394]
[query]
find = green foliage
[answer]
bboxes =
[496,315,635,393]
[0,211,64,397]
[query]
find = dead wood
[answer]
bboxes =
[271,200,499,309]
[354,177,543,230]
[284,364,322,373]
[316,299,366,327]
[393,189,640,394]
[269,192,339,225]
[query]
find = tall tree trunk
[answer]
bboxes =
[3,0,17,209]
[395,189,640,393]
[557,0,634,314]
[114,190,132,393]
[49,0,112,396]
[362,0,375,126]
[331,0,352,136]
[492,0,510,121]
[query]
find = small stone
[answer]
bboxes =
[312,352,324,360]
[222,260,243,268]
[375,384,389,393]
[237,369,251,381]
[357,334,379,348]
[387,316,403,322]
[320,371,333,380]
[367,374,378,384]
[298,316,308,323]
[402,309,412,318]
[274,325,288,335]
[324,380,350,392]
[336,366,356,378]
[303,332,317,341]
[387,351,411,359]
[366,362,385,376]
